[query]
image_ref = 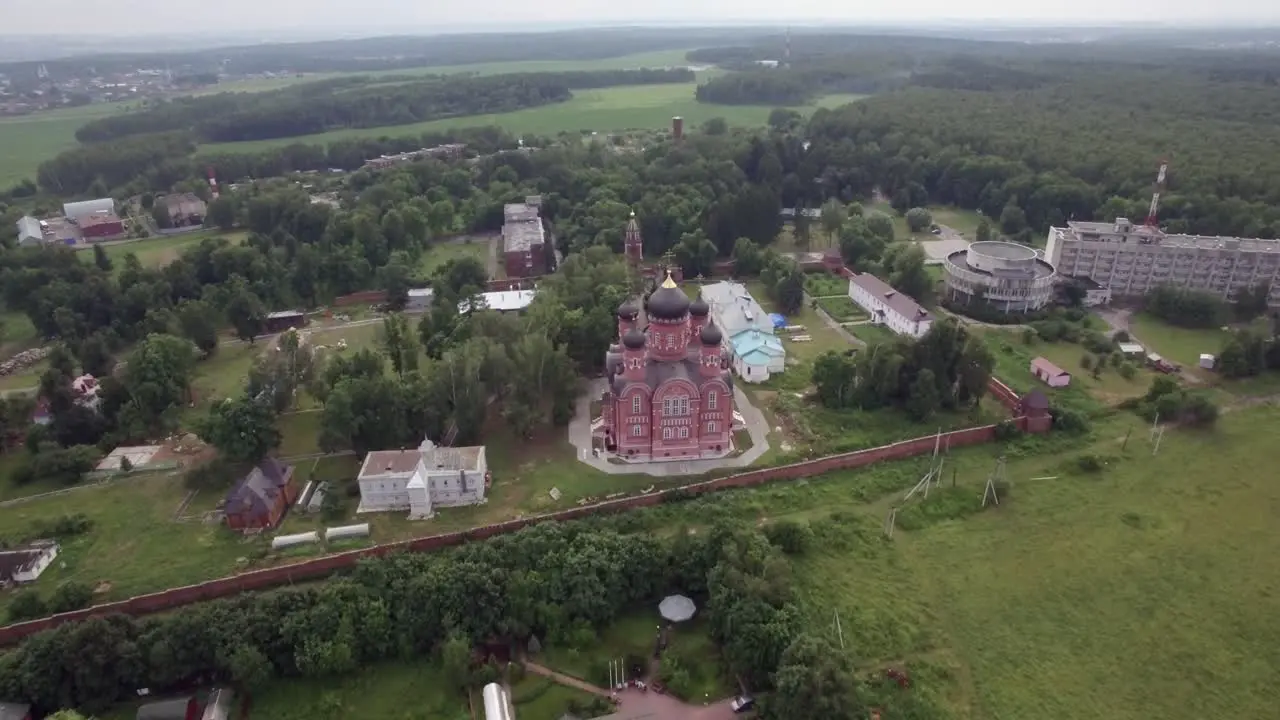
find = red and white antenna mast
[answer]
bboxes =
[207,166,219,200]
[1145,160,1168,227]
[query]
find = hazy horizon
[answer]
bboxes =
[2,1,1279,37]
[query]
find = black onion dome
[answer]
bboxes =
[617,298,640,319]
[647,273,690,320]
[700,322,723,346]
[689,295,709,317]
[622,327,647,350]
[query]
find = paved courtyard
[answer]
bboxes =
[917,224,970,265]
[567,378,770,477]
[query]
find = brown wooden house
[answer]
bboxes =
[223,459,296,532]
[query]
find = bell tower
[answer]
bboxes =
[624,211,643,268]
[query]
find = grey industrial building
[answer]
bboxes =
[1045,218,1280,306]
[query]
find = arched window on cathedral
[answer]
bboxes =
[631,395,641,414]
[662,395,690,416]
[707,391,718,410]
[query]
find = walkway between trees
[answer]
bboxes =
[520,659,739,720]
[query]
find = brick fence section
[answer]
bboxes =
[0,383,1041,646]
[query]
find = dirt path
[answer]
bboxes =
[521,660,612,698]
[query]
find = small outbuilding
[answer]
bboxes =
[1030,357,1071,388]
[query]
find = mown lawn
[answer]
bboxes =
[867,201,985,240]
[982,331,1158,406]
[79,230,248,271]
[849,323,897,346]
[0,472,258,618]
[417,239,491,277]
[1127,313,1227,369]
[815,296,868,322]
[241,660,469,720]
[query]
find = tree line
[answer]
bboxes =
[811,318,995,422]
[74,68,694,144]
[0,512,937,720]
[805,59,1280,238]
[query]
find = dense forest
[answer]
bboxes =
[0,27,758,83]
[73,68,694,144]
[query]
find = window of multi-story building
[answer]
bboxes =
[707,391,718,410]
[663,395,690,416]
[707,421,718,433]
[631,424,643,437]
[679,427,689,439]
[662,427,673,440]
[631,395,641,414]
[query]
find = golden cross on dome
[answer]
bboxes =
[661,271,677,289]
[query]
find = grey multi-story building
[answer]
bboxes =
[944,241,1057,313]
[1045,218,1280,306]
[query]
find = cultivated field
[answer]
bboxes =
[0,102,136,187]
[200,48,702,95]
[199,85,866,155]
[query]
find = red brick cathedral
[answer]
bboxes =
[596,273,736,461]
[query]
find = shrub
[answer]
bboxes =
[1118,362,1137,380]
[1079,354,1093,370]
[993,419,1022,441]
[48,581,94,614]
[763,519,814,555]
[1113,330,1131,343]
[7,590,47,622]
[1075,454,1105,473]
[1050,407,1090,433]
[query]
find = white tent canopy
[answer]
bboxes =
[659,594,697,623]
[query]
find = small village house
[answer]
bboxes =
[1030,357,1071,388]
[262,310,308,333]
[223,459,296,532]
[847,272,933,339]
[160,192,208,227]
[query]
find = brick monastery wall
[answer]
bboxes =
[0,379,1040,646]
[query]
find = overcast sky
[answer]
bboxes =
[2,0,1276,35]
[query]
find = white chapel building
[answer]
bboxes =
[357,439,489,519]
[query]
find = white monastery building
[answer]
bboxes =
[357,439,489,520]
[846,272,933,338]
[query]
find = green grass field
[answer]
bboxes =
[418,238,491,276]
[867,201,985,240]
[635,402,1280,720]
[0,102,138,187]
[199,85,866,155]
[79,229,249,271]
[0,472,257,617]
[202,49,701,95]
